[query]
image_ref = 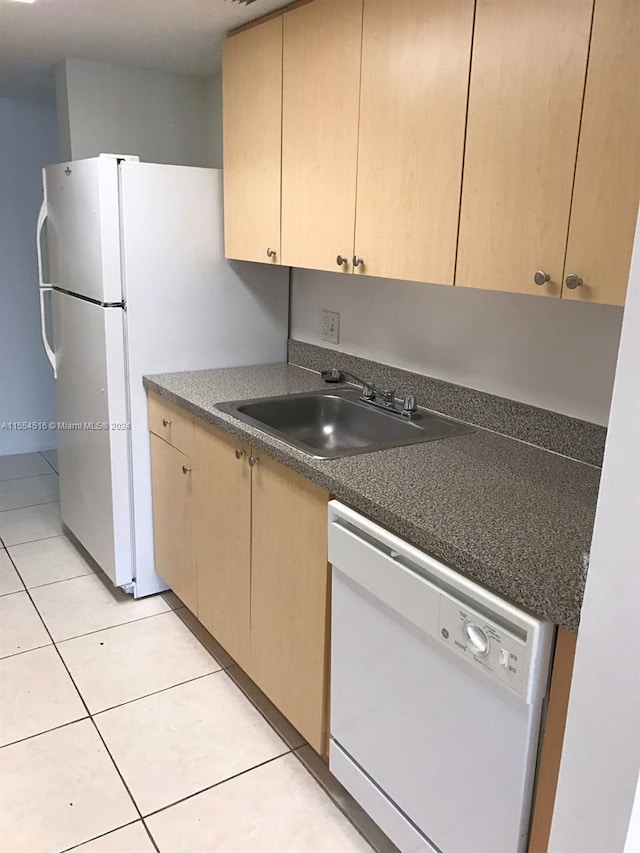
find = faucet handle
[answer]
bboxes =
[322,368,343,383]
[361,385,376,400]
[402,395,418,414]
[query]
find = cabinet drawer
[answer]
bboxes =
[148,392,194,457]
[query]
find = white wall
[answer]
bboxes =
[0,96,58,454]
[55,59,210,167]
[290,270,624,424]
[549,215,640,852]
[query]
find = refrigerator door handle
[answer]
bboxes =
[36,196,52,288]
[39,286,57,378]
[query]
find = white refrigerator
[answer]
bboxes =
[36,154,289,597]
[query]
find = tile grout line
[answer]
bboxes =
[39,449,59,475]
[0,568,95,597]
[0,497,61,514]
[141,749,293,822]
[0,471,58,484]
[59,819,141,853]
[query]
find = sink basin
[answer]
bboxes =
[216,389,473,459]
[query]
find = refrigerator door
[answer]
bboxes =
[52,289,133,586]
[120,162,289,597]
[44,154,134,304]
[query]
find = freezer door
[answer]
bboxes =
[52,290,133,586]
[44,155,124,304]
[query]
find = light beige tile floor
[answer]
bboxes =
[0,451,53,482]
[0,452,375,853]
[0,590,52,658]
[0,473,59,512]
[0,500,63,546]
[147,753,375,853]
[58,610,222,713]
[0,645,86,746]
[9,534,96,588]
[30,571,171,642]
[0,549,24,595]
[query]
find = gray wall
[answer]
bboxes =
[290,270,624,424]
[55,59,211,166]
[206,72,223,169]
[0,96,58,454]
[549,215,640,852]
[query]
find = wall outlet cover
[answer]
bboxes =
[321,310,340,344]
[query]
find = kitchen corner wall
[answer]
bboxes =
[0,96,58,454]
[55,58,213,167]
[290,270,624,425]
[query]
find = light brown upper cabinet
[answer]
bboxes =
[562,0,640,306]
[353,0,474,285]
[223,17,283,264]
[456,0,594,297]
[280,0,363,274]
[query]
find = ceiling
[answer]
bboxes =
[0,0,294,101]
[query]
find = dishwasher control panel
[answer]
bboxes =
[439,596,527,696]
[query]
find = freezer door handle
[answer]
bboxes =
[39,287,57,378]
[36,196,53,288]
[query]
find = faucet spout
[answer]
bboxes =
[321,368,418,419]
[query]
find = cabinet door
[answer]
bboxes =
[563,0,640,306]
[223,17,283,264]
[194,421,252,670]
[354,0,474,285]
[456,0,593,296]
[149,434,196,613]
[280,0,363,273]
[250,452,330,754]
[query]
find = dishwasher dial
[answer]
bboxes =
[465,623,489,656]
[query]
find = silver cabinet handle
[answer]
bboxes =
[353,256,365,267]
[162,418,171,427]
[336,255,348,266]
[248,456,258,467]
[534,270,550,286]
[565,274,583,289]
[235,449,245,460]
[182,465,192,474]
[266,247,276,259]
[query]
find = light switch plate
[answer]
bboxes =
[321,310,340,344]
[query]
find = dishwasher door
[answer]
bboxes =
[328,501,554,853]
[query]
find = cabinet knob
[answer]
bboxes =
[353,256,365,268]
[248,456,258,467]
[336,255,348,266]
[182,465,192,474]
[162,418,171,427]
[235,449,245,460]
[266,247,276,259]
[565,274,583,289]
[534,270,550,286]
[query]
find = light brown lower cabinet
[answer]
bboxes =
[250,451,331,755]
[528,627,578,853]
[193,421,253,672]
[149,403,331,755]
[149,432,197,614]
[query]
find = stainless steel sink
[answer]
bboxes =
[216,389,473,459]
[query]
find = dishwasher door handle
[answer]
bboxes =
[329,519,442,637]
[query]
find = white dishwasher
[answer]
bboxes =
[328,501,555,853]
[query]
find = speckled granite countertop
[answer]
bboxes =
[144,363,601,632]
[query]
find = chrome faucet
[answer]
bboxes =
[321,368,419,419]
